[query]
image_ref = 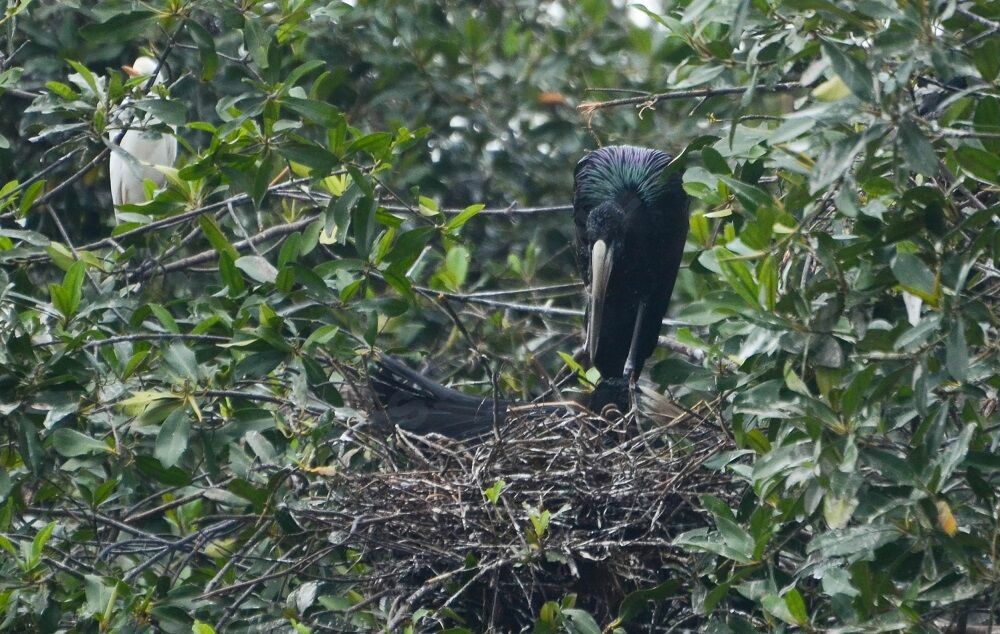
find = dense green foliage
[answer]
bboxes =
[1,0,999,631]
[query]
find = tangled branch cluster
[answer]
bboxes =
[290,403,736,629]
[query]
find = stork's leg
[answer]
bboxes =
[623,299,647,381]
[625,300,654,416]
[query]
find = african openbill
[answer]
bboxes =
[573,146,689,410]
[367,145,688,437]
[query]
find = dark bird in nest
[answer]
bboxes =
[367,354,684,439]
[573,146,690,411]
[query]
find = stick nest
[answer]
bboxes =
[289,402,737,630]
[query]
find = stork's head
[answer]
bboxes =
[122,56,166,85]
[574,146,683,362]
[584,200,625,246]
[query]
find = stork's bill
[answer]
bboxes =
[586,239,613,362]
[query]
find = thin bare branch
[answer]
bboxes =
[579,81,801,114]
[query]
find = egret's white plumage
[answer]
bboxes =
[109,56,177,209]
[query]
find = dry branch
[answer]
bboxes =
[579,81,801,114]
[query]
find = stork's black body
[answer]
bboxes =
[573,146,689,399]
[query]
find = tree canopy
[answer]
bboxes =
[1,0,999,631]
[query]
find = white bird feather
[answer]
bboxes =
[109,56,178,211]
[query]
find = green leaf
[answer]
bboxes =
[783,588,808,626]
[155,406,191,468]
[0,470,10,503]
[235,255,278,284]
[719,176,771,211]
[807,524,901,559]
[618,580,681,623]
[955,146,1000,185]
[273,265,292,293]
[974,97,1000,154]
[445,204,485,233]
[785,0,870,27]
[280,60,327,94]
[348,132,393,159]
[715,248,759,307]
[45,80,77,100]
[823,494,857,530]
[192,621,217,634]
[325,183,360,245]
[186,18,219,81]
[528,507,551,541]
[278,140,338,173]
[938,423,975,485]
[384,226,434,271]
[752,440,813,483]
[820,39,873,101]
[49,260,85,319]
[347,165,375,198]
[132,98,187,126]
[757,255,777,311]
[245,430,277,463]
[562,609,601,634]
[812,76,851,101]
[51,428,113,457]
[382,269,415,303]
[219,251,246,296]
[67,59,101,95]
[0,534,14,556]
[761,593,799,626]
[199,216,239,260]
[135,455,191,486]
[163,342,200,382]
[483,480,506,504]
[148,303,179,333]
[283,97,342,127]
[277,233,302,268]
[840,366,874,417]
[946,320,969,382]
[80,11,156,43]
[243,17,270,69]
[898,120,938,177]
[891,252,937,301]
[973,38,1000,83]
[19,180,46,214]
[442,245,470,291]
[701,495,755,562]
[17,420,44,476]
[673,526,754,563]
[28,521,56,570]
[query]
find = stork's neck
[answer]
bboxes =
[616,189,645,216]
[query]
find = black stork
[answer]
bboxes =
[573,146,690,411]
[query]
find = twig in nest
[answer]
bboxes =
[287,401,738,629]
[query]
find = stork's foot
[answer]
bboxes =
[628,374,640,413]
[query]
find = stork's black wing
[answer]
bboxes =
[370,355,506,438]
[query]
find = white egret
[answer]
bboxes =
[109,56,177,211]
